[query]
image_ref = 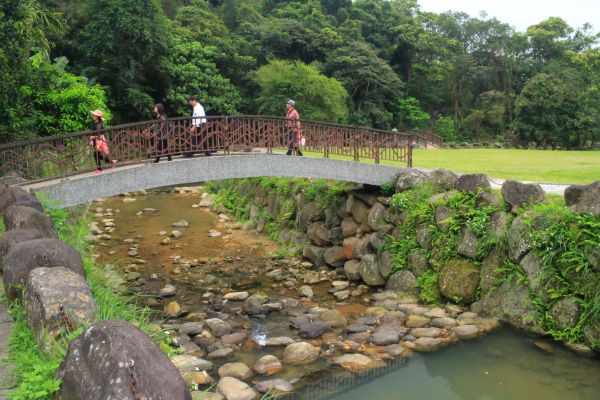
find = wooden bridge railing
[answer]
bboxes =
[0,115,420,183]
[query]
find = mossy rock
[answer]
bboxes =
[438,258,480,304]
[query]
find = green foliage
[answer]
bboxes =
[416,270,440,304]
[255,60,349,122]
[386,232,420,272]
[434,116,457,142]
[395,97,431,131]
[389,184,436,227]
[379,181,395,197]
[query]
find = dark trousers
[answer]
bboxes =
[287,129,298,151]
[94,151,110,170]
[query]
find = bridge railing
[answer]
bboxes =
[0,116,416,182]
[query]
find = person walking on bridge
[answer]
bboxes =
[184,95,207,158]
[286,99,303,156]
[146,103,172,163]
[89,110,115,174]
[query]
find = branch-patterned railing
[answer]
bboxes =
[0,116,419,183]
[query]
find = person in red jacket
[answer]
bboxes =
[285,99,303,156]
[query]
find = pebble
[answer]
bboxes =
[218,363,253,380]
[334,290,350,301]
[164,301,182,318]
[208,230,222,238]
[299,285,313,298]
[406,315,430,328]
[264,337,296,347]
[453,325,479,339]
[332,354,373,370]
[171,230,183,239]
[217,377,257,400]
[159,284,177,297]
[207,348,234,359]
[254,379,293,393]
[253,355,283,376]
[223,292,250,301]
[172,220,189,228]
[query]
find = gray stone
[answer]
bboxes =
[328,226,344,245]
[218,363,253,381]
[386,270,417,293]
[172,219,189,228]
[413,337,443,352]
[371,327,401,345]
[508,217,532,262]
[208,348,234,359]
[359,254,386,286]
[264,337,295,347]
[0,186,31,214]
[221,331,248,346]
[334,290,350,301]
[205,318,232,337]
[282,342,320,365]
[456,174,491,193]
[383,207,399,225]
[3,238,84,301]
[349,196,370,224]
[24,267,97,350]
[430,317,457,328]
[224,291,250,301]
[406,315,430,328]
[378,251,394,279]
[217,377,257,400]
[550,297,581,330]
[299,285,314,298]
[159,284,177,297]
[589,247,600,272]
[302,245,326,268]
[367,203,386,231]
[564,181,600,216]
[438,259,480,304]
[435,206,452,231]
[180,322,205,337]
[488,211,510,237]
[457,227,479,259]
[0,228,47,272]
[453,324,479,339]
[57,320,191,400]
[520,251,542,290]
[254,379,293,394]
[307,222,332,246]
[476,191,500,207]
[319,309,348,329]
[480,248,504,291]
[396,169,429,192]
[3,205,57,238]
[298,320,328,338]
[344,260,361,281]
[583,322,600,351]
[415,225,434,249]
[501,180,545,213]
[411,327,442,338]
[253,355,283,376]
[343,236,370,260]
[407,251,428,277]
[428,169,457,190]
[243,294,268,315]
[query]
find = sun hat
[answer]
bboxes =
[91,110,104,120]
[287,99,296,106]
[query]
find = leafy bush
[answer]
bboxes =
[416,270,440,303]
[379,181,395,197]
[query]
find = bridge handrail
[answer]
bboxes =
[0,115,420,183]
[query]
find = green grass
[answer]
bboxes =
[299,148,600,185]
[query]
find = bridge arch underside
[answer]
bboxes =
[24,154,405,208]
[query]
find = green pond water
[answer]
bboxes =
[298,328,600,400]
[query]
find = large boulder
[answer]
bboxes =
[407,250,428,277]
[3,238,84,301]
[438,259,480,304]
[0,229,47,272]
[3,205,57,238]
[501,180,545,213]
[0,186,30,214]
[378,251,394,279]
[456,174,491,193]
[386,270,417,293]
[479,248,504,291]
[24,267,97,350]
[564,181,600,216]
[307,222,332,246]
[341,217,359,238]
[323,246,346,267]
[343,236,370,260]
[415,225,434,249]
[359,254,385,286]
[367,203,386,231]
[519,251,542,291]
[395,169,428,192]
[296,201,325,230]
[428,169,457,191]
[348,196,370,224]
[217,377,257,400]
[435,206,452,231]
[344,260,361,281]
[583,322,600,352]
[282,342,320,365]
[507,217,532,262]
[56,319,191,400]
[243,295,268,316]
[319,309,348,329]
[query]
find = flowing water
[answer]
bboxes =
[93,188,600,400]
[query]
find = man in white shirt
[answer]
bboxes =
[185,95,208,157]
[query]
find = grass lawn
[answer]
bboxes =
[299,148,600,185]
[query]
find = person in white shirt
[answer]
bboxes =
[185,95,208,157]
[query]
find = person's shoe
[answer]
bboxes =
[154,157,160,164]
[286,150,292,156]
[204,151,211,156]
[183,153,193,158]
[167,156,173,162]
[95,169,102,174]
[297,151,303,156]
[111,160,117,168]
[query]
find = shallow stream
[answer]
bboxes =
[92,188,600,400]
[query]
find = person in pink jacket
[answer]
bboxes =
[89,110,116,174]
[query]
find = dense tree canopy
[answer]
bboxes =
[1,0,599,147]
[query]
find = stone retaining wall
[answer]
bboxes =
[208,173,600,354]
[0,186,191,399]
